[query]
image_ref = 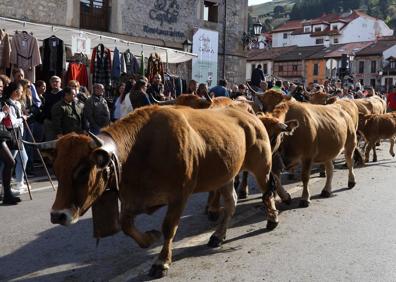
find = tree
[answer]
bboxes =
[273,5,285,17]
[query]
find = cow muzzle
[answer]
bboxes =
[50,209,79,226]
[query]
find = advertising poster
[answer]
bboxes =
[192,28,218,87]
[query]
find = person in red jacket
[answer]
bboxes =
[387,86,396,111]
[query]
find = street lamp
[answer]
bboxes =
[182,39,192,53]
[253,21,263,36]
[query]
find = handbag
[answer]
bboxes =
[5,127,21,150]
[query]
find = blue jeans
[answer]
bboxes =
[12,144,28,183]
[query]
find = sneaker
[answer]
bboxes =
[12,183,28,195]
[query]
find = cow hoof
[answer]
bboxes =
[319,171,326,177]
[282,193,292,205]
[207,235,224,248]
[320,190,332,198]
[373,158,377,162]
[391,153,395,158]
[238,191,248,199]
[299,200,310,208]
[348,181,356,189]
[266,221,279,231]
[149,264,168,279]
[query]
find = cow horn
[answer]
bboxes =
[204,92,213,102]
[246,82,262,97]
[88,131,104,148]
[149,93,176,105]
[22,140,57,150]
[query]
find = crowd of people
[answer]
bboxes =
[1,62,396,205]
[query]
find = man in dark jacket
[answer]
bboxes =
[84,83,110,134]
[51,87,84,138]
[42,76,63,140]
[251,64,265,88]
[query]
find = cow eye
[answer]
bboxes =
[73,164,91,181]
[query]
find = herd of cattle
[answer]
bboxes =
[29,88,396,278]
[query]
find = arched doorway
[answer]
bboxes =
[80,0,109,31]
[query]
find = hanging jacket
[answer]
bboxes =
[124,49,140,75]
[90,44,112,86]
[111,47,126,80]
[42,35,66,82]
[0,29,11,71]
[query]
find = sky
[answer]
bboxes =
[248,0,272,6]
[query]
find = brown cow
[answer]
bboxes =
[309,94,364,166]
[36,105,277,278]
[258,90,358,207]
[359,113,396,162]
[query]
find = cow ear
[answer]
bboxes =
[91,149,111,169]
[283,119,299,135]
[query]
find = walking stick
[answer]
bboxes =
[9,121,33,200]
[23,119,56,191]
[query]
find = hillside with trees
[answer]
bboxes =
[290,0,396,30]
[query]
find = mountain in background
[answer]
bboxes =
[249,0,396,32]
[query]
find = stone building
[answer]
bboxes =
[0,0,249,83]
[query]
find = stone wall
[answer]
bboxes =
[0,0,69,26]
[0,0,248,84]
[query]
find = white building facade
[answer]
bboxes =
[272,11,393,48]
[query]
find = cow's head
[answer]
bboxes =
[257,103,299,152]
[309,91,330,105]
[258,90,292,112]
[359,114,373,129]
[175,94,212,109]
[31,133,116,226]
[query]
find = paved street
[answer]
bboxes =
[1,143,396,282]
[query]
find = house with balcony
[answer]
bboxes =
[304,42,373,84]
[246,46,296,80]
[352,38,396,90]
[271,10,393,48]
[272,45,324,83]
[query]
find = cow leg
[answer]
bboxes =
[272,153,291,204]
[121,213,161,249]
[208,181,237,248]
[372,141,378,162]
[150,200,187,278]
[364,141,374,163]
[320,161,334,198]
[206,191,222,222]
[389,137,395,157]
[299,159,312,208]
[257,172,279,230]
[234,174,240,190]
[238,171,249,199]
[344,142,356,189]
